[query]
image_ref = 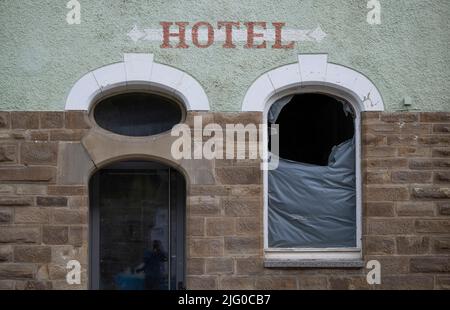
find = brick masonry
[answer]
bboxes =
[0,111,449,290]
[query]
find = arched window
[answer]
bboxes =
[89,160,186,290]
[242,55,385,266]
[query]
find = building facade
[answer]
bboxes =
[0,0,449,290]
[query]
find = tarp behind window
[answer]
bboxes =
[268,138,357,248]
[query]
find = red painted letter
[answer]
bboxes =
[217,21,240,48]
[192,22,214,48]
[272,22,295,49]
[244,22,267,49]
[160,22,189,48]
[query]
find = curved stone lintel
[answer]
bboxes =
[66,53,210,111]
[242,54,385,112]
[81,130,215,186]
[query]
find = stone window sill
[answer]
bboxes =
[264,259,365,269]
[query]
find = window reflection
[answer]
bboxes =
[91,162,185,290]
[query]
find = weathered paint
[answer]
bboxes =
[0,0,449,111]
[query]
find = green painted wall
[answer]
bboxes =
[0,0,449,111]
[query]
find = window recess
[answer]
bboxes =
[265,93,362,266]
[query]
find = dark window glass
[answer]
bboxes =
[90,161,186,290]
[94,93,182,136]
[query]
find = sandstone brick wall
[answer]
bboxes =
[362,112,450,290]
[0,112,89,290]
[0,111,449,290]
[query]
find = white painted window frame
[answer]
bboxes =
[242,54,385,263]
[65,53,209,111]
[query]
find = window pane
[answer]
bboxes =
[94,93,182,137]
[98,169,170,290]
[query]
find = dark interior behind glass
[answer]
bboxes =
[93,93,183,137]
[89,161,186,290]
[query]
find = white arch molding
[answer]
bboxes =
[65,53,210,111]
[242,54,385,112]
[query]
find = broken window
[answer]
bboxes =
[268,93,357,248]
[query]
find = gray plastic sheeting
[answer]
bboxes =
[268,138,356,248]
[268,95,294,123]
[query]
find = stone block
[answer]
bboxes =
[20,142,58,165]
[14,246,51,263]
[0,197,32,206]
[236,217,260,235]
[47,186,87,196]
[224,236,260,254]
[0,245,12,262]
[432,237,450,254]
[11,112,39,129]
[391,171,432,183]
[415,220,450,233]
[43,226,69,245]
[0,227,39,244]
[190,238,224,257]
[188,196,220,216]
[65,112,90,129]
[186,276,217,290]
[0,208,12,224]
[220,277,255,290]
[216,167,261,185]
[380,113,419,123]
[434,172,450,184]
[57,143,95,185]
[365,187,409,201]
[420,112,450,123]
[396,236,430,254]
[222,198,259,217]
[15,208,50,224]
[37,196,68,207]
[412,187,450,199]
[0,264,34,279]
[365,159,408,169]
[235,257,264,275]
[364,202,395,217]
[0,167,55,182]
[410,257,450,273]
[187,258,204,275]
[367,219,414,235]
[205,258,233,274]
[188,217,204,236]
[0,144,16,163]
[40,112,64,129]
[52,209,87,225]
[396,202,435,216]
[364,236,395,255]
[50,129,86,141]
[69,226,87,247]
[0,112,10,129]
[206,218,235,236]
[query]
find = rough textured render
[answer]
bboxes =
[0,0,449,111]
